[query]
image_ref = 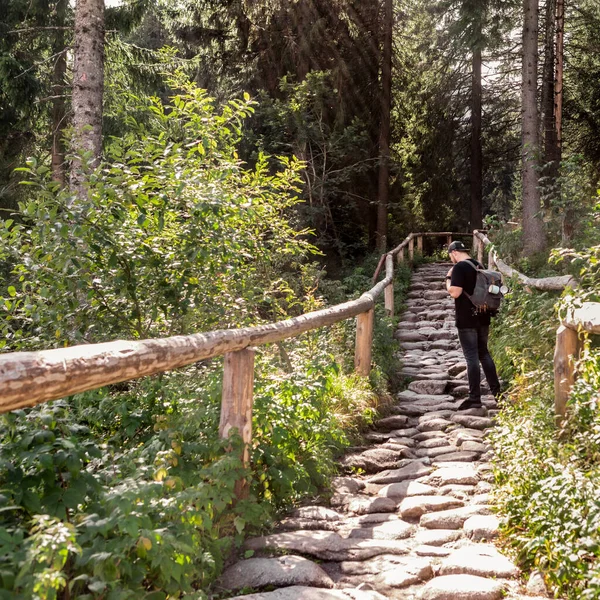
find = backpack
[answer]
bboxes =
[462,260,504,313]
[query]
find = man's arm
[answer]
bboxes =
[446,267,463,299]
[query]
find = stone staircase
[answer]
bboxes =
[214,263,546,600]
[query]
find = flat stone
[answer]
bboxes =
[470,493,490,505]
[342,447,413,473]
[526,570,548,597]
[386,437,416,447]
[448,364,467,376]
[414,431,448,442]
[347,496,398,515]
[416,545,453,557]
[415,529,463,546]
[227,586,389,600]
[440,544,519,578]
[399,495,464,518]
[418,574,506,600]
[464,515,500,541]
[398,391,454,404]
[219,555,334,592]
[244,531,411,561]
[433,451,481,464]
[439,485,476,499]
[475,481,493,493]
[417,418,453,432]
[347,519,415,540]
[461,441,487,453]
[415,445,458,458]
[396,331,428,342]
[292,507,344,521]
[409,380,448,395]
[451,415,494,430]
[368,461,434,485]
[355,513,399,525]
[375,415,410,431]
[390,427,419,438]
[278,518,339,532]
[419,437,452,449]
[420,506,490,529]
[332,477,365,494]
[364,432,392,443]
[378,480,437,499]
[429,466,479,486]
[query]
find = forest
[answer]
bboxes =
[0,0,600,598]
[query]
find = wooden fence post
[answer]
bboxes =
[488,249,495,270]
[554,325,579,425]
[477,239,484,264]
[355,309,374,376]
[398,247,404,263]
[385,284,394,317]
[417,235,423,254]
[219,348,255,498]
[447,234,452,246]
[408,237,415,261]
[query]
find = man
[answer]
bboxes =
[445,240,501,410]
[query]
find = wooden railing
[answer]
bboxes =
[473,230,600,424]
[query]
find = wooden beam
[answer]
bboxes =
[220,348,255,499]
[554,325,579,424]
[417,235,423,254]
[385,284,394,316]
[447,235,452,246]
[398,247,404,263]
[355,309,374,376]
[408,236,414,261]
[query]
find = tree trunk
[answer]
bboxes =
[554,0,564,164]
[470,44,483,231]
[541,0,559,187]
[376,0,393,252]
[521,0,546,256]
[51,0,68,186]
[70,0,105,196]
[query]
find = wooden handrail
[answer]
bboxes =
[473,230,575,290]
[0,256,393,413]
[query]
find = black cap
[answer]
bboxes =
[448,240,467,253]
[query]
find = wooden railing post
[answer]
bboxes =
[398,247,405,263]
[385,284,394,317]
[417,235,423,254]
[447,234,452,246]
[554,325,579,425]
[477,238,484,264]
[488,249,495,270]
[355,309,374,376]
[219,348,255,498]
[408,237,415,261]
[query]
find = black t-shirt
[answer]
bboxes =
[450,258,492,329]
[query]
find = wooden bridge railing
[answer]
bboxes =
[473,230,600,424]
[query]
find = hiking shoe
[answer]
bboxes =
[457,398,483,411]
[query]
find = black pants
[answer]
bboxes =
[457,326,501,402]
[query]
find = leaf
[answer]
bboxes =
[7,286,16,298]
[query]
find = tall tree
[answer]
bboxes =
[376,0,393,251]
[70,0,105,194]
[521,0,546,256]
[470,29,483,230]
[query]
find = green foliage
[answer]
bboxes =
[490,244,600,598]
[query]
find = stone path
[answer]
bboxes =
[215,263,545,600]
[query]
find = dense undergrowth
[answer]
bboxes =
[488,214,600,599]
[0,75,407,599]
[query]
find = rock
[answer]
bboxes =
[415,445,458,458]
[342,447,413,473]
[347,496,398,515]
[526,570,548,597]
[367,461,434,485]
[470,493,490,505]
[417,418,453,432]
[448,363,467,376]
[396,331,428,342]
[420,506,490,529]
[464,515,499,541]
[414,529,463,546]
[292,507,344,521]
[399,495,464,519]
[390,427,420,438]
[433,451,481,464]
[398,391,455,404]
[385,437,416,447]
[451,414,494,431]
[226,586,389,600]
[244,531,411,561]
[475,481,493,493]
[439,485,476,500]
[218,555,334,592]
[429,466,479,486]
[460,440,487,453]
[347,519,415,540]
[355,513,399,525]
[409,380,448,395]
[378,480,437,499]
[416,545,453,557]
[375,415,410,431]
[279,518,340,532]
[414,431,448,442]
[418,574,506,600]
[364,432,392,443]
[332,477,365,494]
[440,544,519,578]
[419,437,452,449]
